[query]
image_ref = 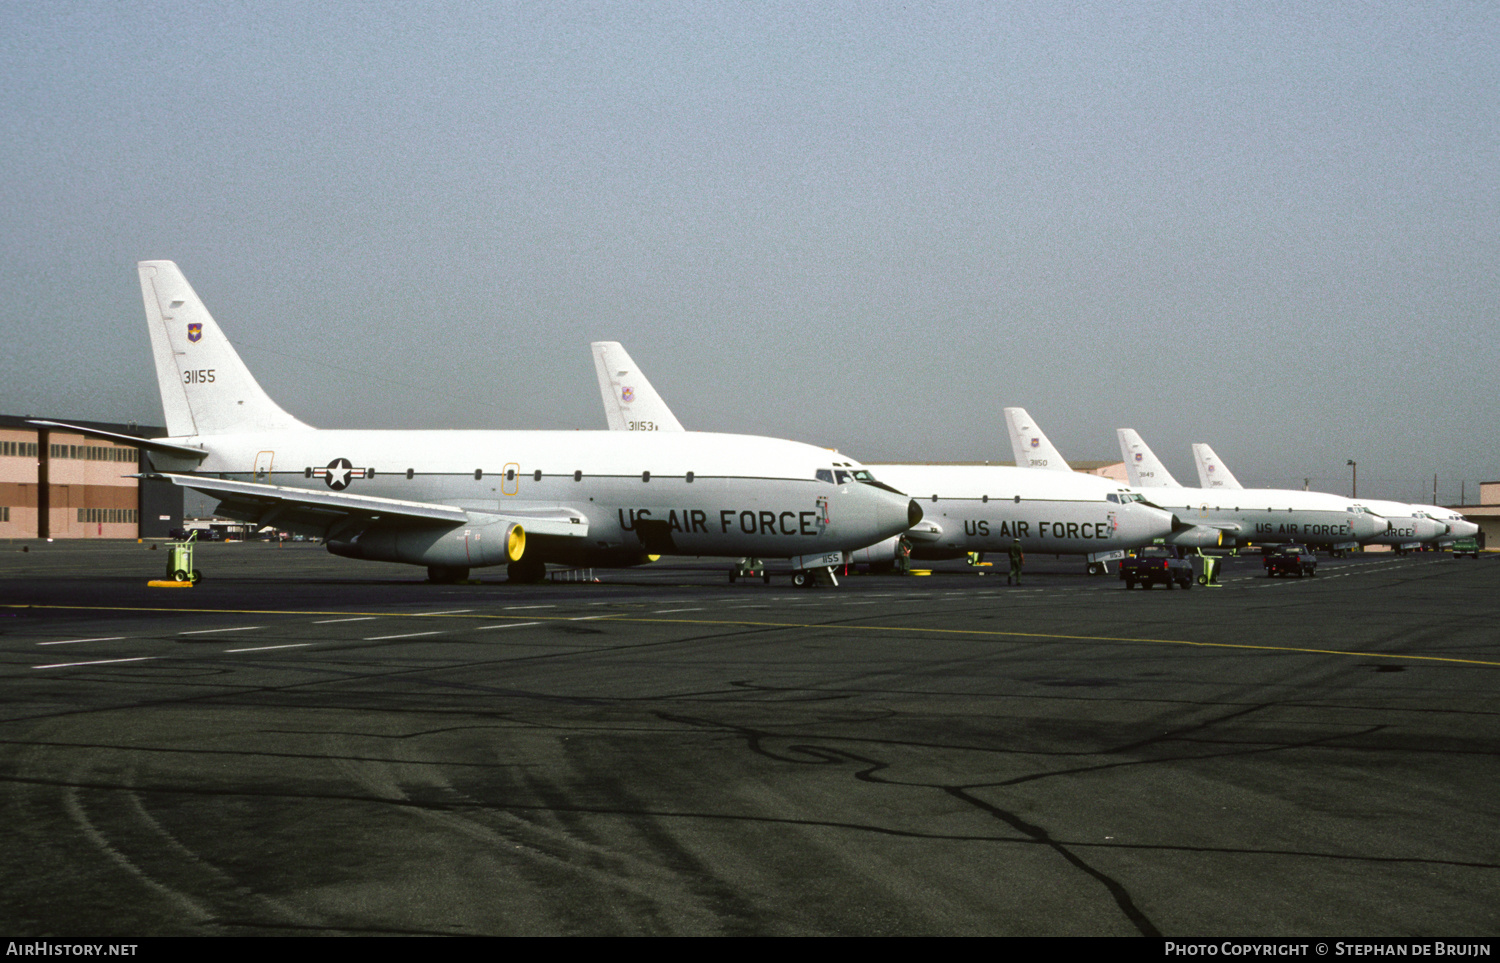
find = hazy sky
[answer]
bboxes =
[2,1,1495,504]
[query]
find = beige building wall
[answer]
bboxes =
[0,428,40,538]
[44,431,142,539]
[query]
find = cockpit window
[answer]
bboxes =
[834,469,852,484]
[816,469,835,484]
[851,469,875,483]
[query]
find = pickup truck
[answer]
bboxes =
[1450,537,1480,559]
[1120,545,1193,590]
[1264,543,1316,577]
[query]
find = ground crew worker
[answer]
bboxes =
[895,537,912,575]
[1007,538,1024,585]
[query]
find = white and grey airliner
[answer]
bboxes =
[1191,444,1449,552]
[589,343,1198,574]
[33,262,920,583]
[1409,504,1480,545]
[1112,430,1390,550]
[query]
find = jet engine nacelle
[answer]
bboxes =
[328,520,525,569]
[1166,524,1224,548]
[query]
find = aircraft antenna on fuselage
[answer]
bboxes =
[138,261,311,437]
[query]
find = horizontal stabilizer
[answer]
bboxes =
[26,420,208,461]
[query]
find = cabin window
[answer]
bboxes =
[406,468,414,480]
[304,467,311,478]
[366,468,375,479]
[1014,495,1021,504]
[931,494,938,502]
[573,470,582,482]
[982,495,989,504]
[506,468,516,482]
[474,469,483,480]
[533,469,542,482]
[686,471,694,483]
[642,471,651,482]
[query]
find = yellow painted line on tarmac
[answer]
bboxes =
[2,604,519,619]
[563,615,1500,669]
[6,603,1499,668]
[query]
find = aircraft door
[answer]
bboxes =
[503,462,520,496]
[254,451,274,481]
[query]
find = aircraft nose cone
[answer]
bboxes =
[907,499,924,528]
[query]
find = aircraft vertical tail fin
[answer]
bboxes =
[138,261,311,437]
[1116,429,1182,488]
[1003,407,1072,471]
[1192,444,1244,490]
[590,342,685,432]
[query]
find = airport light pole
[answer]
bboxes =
[1347,459,1357,499]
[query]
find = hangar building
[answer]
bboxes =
[0,415,182,540]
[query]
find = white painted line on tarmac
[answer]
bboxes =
[475,621,541,631]
[180,626,263,635]
[314,617,377,624]
[34,657,156,669]
[363,631,443,641]
[224,643,313,653]
[37,637,126,646]
[421,609,473,615]
[505,604,555,610]
[654,608,703,614]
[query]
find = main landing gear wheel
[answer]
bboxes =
[1087,562,1103,576]
[507,557,546,584]
[427,565,469,584]
[791,571,810,588]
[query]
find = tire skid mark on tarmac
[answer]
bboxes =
[657,709,1162,937]
[63,760,216,927]
[322,722,762,934]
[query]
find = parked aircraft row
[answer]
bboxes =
[592,343,1471,574]
[30,262,1478,584]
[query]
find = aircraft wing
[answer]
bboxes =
[142,472,590,539]
[1175,518,1243,532]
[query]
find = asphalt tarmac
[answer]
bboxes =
[1,540,1496,936]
